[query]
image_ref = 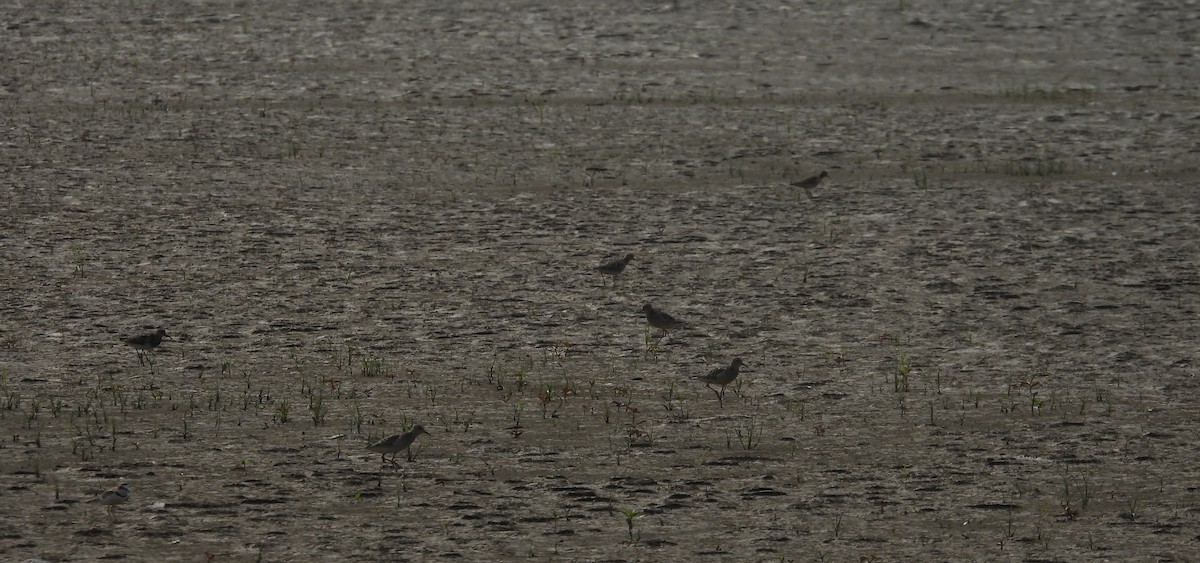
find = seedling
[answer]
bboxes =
[735,416,762,450]
[894,351,911,392]
[275,400,291,424]
[643,327,660,360]
[912,167,929,189]
[310,391,327,426]
[350,400,365,433]
[660,381,679,411]
[618,507,641,541]
[360,356,387,378]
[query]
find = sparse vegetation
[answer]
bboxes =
[0,3,1191,560]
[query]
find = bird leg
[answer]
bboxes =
[707,383,723,406]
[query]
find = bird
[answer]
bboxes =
[791,170,829,197]
[595,254,634,284]
[698,357,745,406]
[88,482,130,520]
[641,303,686,338]
[123,328,169,366]
[366,425,429,465]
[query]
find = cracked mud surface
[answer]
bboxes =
[2,1,1199,561]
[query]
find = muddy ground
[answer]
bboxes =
[2,1,1199,561]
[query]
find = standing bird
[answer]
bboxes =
[641,303,686,338]
[123,328,170,366]
[366,425,429,466]
[595,254,634,285]
[698,357,745,407]
[88,482,130,521]
[791,170,829,197]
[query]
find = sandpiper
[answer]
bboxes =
[698,357,745,406]
[123,328,169,366]
[366,425,428,465]
[791,170,828,197]
[641,303,685,338]
[88,482,130,520]
[595,254,634,284]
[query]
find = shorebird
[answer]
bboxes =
[595,254,634,284]
[366,425,428,465]
[88,482,130,520]
[698,357,745,407]
[791,170,829,197]
[641,303,686,338]
[123,328,169,365]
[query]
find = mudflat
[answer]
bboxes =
[2,1,1198,561]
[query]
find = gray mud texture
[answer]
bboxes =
[2,1,1199,561]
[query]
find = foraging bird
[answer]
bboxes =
[595,254,634,283]
[366,425,428,465]
[123,328,169,365]
[641,303,686,338]
[791,170,829,197]
[697,358,745,407]
[88,482,130,520]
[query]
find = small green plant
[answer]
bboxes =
[894,351,911,392]
[643,327,660,360]
[912,167,929,189]
[360,356,387,378]
[275,400,291,424]
[454,408,476,432]
[206,383,223,411]
[660,381,678,411]
[619,507,641,541]
[735,416,762,450]
[309,391,327,426]
[349,400,365,433]
[625,404,648,446]
[1004,157,1066,177]
[513,400,524,425]
[826,217,840,243]
[1123,493,1139,520]
[71,246,87,277]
